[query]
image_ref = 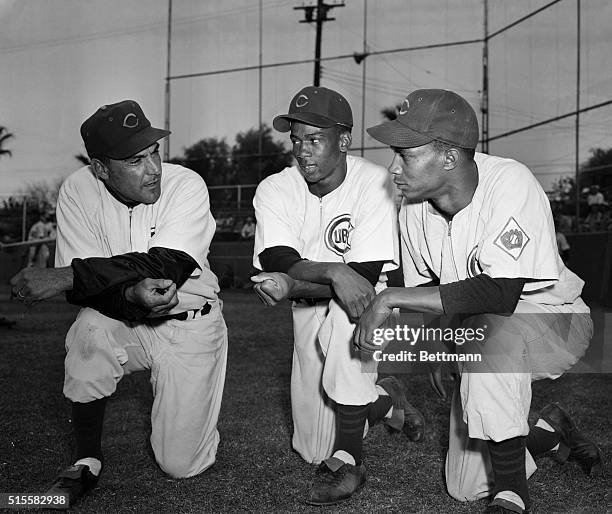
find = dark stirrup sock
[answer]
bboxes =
[334,404,370,465]
[487,436,531,510]
[72,398,107,462]
[526,426,561,458]
[367,395,393,427]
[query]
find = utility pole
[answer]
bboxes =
[164,0,173,161]
[294,1,345,86]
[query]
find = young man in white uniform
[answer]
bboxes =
[251,86,425,505]
[10,100,227,507]
[357,89,601,513]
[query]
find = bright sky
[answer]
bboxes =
[1,0,610,196]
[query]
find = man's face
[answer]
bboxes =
[103,143,162,204]
[290,122,347,190]
[388,143,446,202]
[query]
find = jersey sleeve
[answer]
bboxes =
[147,171,215,274]
[55,180,105,267]
[399,204,436,287]
[477,164,560,286]
[344,167,399,272]
[253,176,300,269]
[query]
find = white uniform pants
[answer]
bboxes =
[290,299,379,464]
[445,300,593,501]
[63,304,228,478]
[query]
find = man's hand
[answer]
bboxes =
[353,291,393,353]
[10,266,73,305]
[125,278,178,316]
[251,272,295,306]
[330,265,376,322]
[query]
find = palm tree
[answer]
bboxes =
[75,152,90,166]
[380,104,402,121]
[0,126,14,158]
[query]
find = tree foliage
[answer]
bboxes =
[232,125,292,184]
[381,104,402,121]
[172,137,232,187]
[0,126,14,158]
[75,153,90,166]
[171,124,291,186]
[582,147,612,173]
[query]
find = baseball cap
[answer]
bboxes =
[273,86,353,132]
[366,89,479,149]
[80,100,170,160]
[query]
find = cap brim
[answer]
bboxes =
[107,127,171,159]
[273,113,345,133]
[366,119,433,148]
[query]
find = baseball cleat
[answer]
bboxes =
[377,376,425,442]
[305,456,366,506]
[45,463,100,509]
[539,403,603,476]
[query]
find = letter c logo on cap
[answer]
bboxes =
[123,113,139,128]
[399,98,410,115]
[295,95,309,108]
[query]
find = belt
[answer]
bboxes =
[158,303,212,321]
[295,297,330,306]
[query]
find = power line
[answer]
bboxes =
[488,99,612,142]
[166,37,483,81]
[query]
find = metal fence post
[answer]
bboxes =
[21,198,27,242]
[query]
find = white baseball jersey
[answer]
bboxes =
[56,163,220,312]
[253,154,399,463]
[253,154,399,274]
[55,162,227,478]
[396,152,592,502]
[400,152,587,312]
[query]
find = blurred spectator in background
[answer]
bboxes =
[26,211,55,267]
[585,185,606,231]
[240,216,256,240]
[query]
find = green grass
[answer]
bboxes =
[0,290,610,513]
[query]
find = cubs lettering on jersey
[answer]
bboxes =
[325,214,354,256]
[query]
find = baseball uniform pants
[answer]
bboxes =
[290,299,379,464]
[445,299,593,501]
[63,303,228,478]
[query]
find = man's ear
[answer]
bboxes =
[91,158,110,181]
[339,130,352,153]
[443,148,460,171]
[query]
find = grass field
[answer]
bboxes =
[0,289,610,513]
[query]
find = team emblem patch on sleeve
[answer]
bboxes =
[494,217,530,260]
[325,214,354,256]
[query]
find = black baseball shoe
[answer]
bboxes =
[377,376,425,442]
[539,403,603,476]
[45,462,100,509]
[305,457,366,506]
